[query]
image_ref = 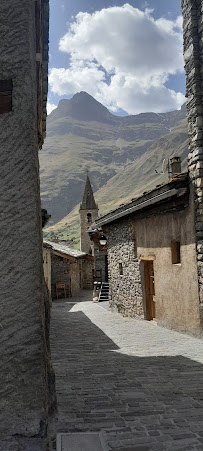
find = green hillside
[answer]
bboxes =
[40,92,187,229]
[42,103,188,249]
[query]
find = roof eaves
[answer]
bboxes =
[95,187,188,227]
[43,240,87,258]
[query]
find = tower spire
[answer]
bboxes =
[80,174,97,210]
[79,174,98,253]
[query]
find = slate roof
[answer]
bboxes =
[80,175,97,210]
[43,240,86,259]
[94,172,189,227]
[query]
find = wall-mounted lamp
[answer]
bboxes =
[99,234,107,246]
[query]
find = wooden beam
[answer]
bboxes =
[140,256,156,261]
[53,251,76,262]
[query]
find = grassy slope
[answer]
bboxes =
[44,118,188,248]
[39,116,172,225]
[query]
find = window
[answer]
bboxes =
[0,80,12,114]
[87,213,92,223]
[171,241,181,264]
[119,263,123,275]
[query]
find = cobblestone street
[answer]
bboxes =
[51,293,203,450]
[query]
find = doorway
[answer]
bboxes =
[143,260,156,320]
[105,254,108,282]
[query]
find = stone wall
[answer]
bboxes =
[0,0,56,445]
[106,188,201,336]
[51,254,94,299]
[82,257,94,289]
[70,258,93,295]
[106,219,144,317]
[51,254,70,299]
[43,247,52,294]
[181,0,203,330]
[70,260,81,296]
[80,208,98,254]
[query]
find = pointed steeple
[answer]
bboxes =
[80,175,97,210]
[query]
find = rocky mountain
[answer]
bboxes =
[40,92,188,245]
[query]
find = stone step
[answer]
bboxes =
[57,432,106,451]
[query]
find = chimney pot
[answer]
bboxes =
[170,155,182,178]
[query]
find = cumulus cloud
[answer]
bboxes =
[49,4,185,114]
[49,62,105,98]
[47,102,57,115]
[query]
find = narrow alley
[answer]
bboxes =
[51,294,203,451]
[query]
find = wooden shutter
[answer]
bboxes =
[0,80,12,114]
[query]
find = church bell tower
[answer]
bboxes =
[79,175,98,254]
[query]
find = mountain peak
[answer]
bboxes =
[53,91,113,123]
[73,91,94,100]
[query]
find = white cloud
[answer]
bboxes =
[49,62,105,98]
[95,73,185,114]
[49,4,185,114]
[47,102,57,115]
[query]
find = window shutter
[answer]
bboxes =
[0,80,12,114]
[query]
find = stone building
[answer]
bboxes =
[95,165,202,337]
[89,225,109,283]
[43,242,52,294]
[181,0,203,332]
[90,1,203,339]
[79,175,98,254]
[0,0,56,447]
[44,240,94,299]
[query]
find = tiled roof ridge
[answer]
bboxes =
[43,240,86,258]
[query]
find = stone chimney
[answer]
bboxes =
[170,155,182,178]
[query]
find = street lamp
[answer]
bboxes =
[99,234,107,246]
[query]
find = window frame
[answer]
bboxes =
[171,240,181,265]
[87,213,92,223]
[119,262,123,276]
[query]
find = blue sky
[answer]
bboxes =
[48,0,185,115]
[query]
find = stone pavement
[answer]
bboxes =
[50,292,203,450]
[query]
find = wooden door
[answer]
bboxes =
[144,260,156,320]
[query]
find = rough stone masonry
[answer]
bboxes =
[107,218,144,318]
[0,0,56,448]
[181,0,203,330]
